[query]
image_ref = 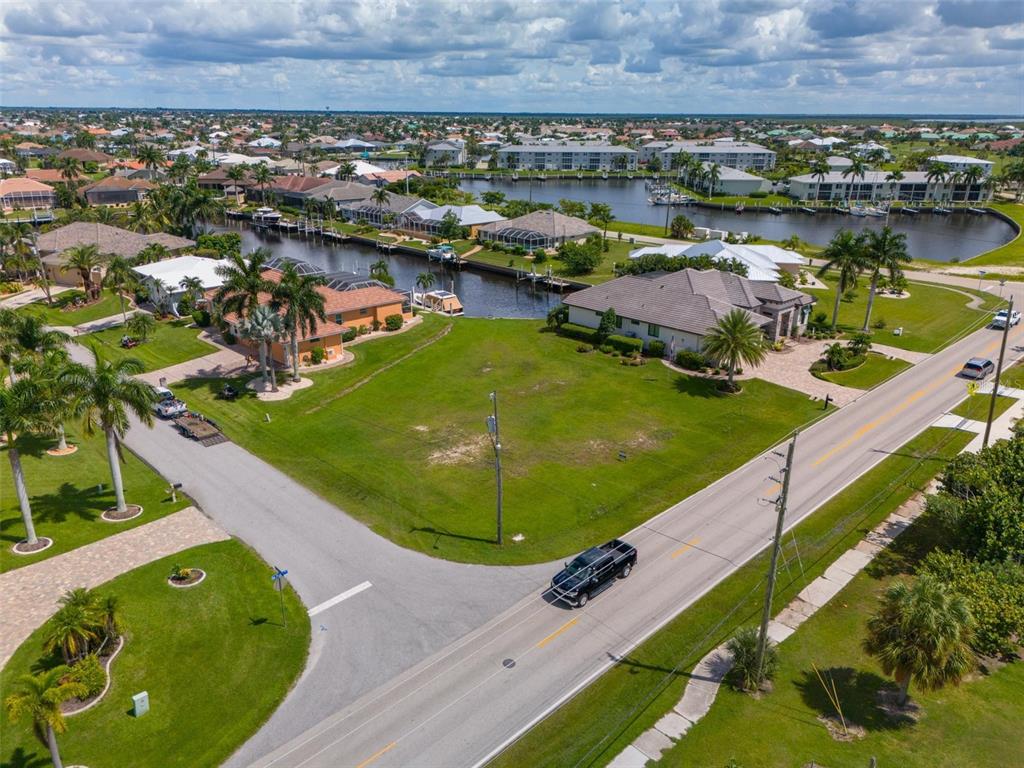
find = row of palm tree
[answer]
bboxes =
[815,225,911,331]
[212,247,328,386]
[1,309,156,549]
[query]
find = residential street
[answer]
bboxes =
[242,281,1023,768]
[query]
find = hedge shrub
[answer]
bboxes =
[191,309,211,327]
[674,350,706,370]
[309,347,326,365]
[342,327,357,343]
[646,339,666,358]
[556,323,641,355]
[67,654,107,698]
[384,314,403,331]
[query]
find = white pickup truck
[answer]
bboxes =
[152,386,188,419]
[991,309,1021,330]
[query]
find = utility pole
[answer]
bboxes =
[983,296,1014,449]
[755,431,797,686]
[487,392,503,545]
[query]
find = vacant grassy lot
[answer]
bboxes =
[490,427,975,768]
[0,540,309,768]
[19,288,126,326]
[85,318,216,372]
[468,238,648,285]
[807,279,999,353]
[659,522,1023,768]
[174,316,827,564]
[1,427,189,572]
[817,352,911,390]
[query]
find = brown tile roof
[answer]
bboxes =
[270,175,333,194]
[81,176,156,193]
[27,168,87,183]
[477,210,598,239]
[37,222,194,261]
[57,148,115,163]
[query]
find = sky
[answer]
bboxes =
[0,0,1022,115]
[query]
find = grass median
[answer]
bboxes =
[488,426,973,768]
[816,352,911,390]
[20,289,125,326]
[173,315,829,565]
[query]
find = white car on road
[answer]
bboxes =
[992,309,1021,330]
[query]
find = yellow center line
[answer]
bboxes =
[355,742,397,768]
[537,618,579,649]
[671,537,701,559]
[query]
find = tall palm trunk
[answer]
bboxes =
[105,427,127,513]
[727,362,736,388]
[862,272,880,331]
[897,673,912,707]
[831,278,843,329]
[119,293,127,323]
[290,331,301,383]
[47,724,64,768]
[256,340,269,389]
[7,442,38,544]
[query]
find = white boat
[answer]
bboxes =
[648,192,694,206]
[413,289,464,315]
[864,206,885,217]
[901,206,919,215]
[849,206,868,217]
[768,206,782,214]
[968,207,986,215]
[800,206,816,215]
[932,206,952,215]
[252,207,282,223]
[426,244,460,263]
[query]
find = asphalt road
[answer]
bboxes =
[247,287,1024,768]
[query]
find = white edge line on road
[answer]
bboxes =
[308,581,373,617]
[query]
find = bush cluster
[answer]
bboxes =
[555,322,642,355]
[384,314,403,332]
[342,327,358,343]
[674,349,709,370]
[191,309,211,327]
[66,654,107,698]
[308,347,327,365]
[645,339,666,358]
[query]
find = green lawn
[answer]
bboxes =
[1,427,189,573]
[490,427,975,768]
[172,315,828,565]
[84,319,216,372]
[658,516,1023,767]
[468,237,649,285]
[807,280,998,353]
[20,289,127,326]
[950,393,1016,422]
[817,352,912,390]
[968,202,1023,268]
[0,539,309,768]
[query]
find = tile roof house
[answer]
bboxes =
[403,203,505,236]
[628,240,805,283]
[563,268,815,354]
[56,148,115,164]
[27,168,88,184]
[0,178,56,211]
[80,175,156,206]
[476,210,598,248]
[338,191,425,226]
[37,222,194,287]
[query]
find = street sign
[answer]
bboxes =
[272,567,289,592]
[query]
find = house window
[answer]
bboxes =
[595,311,603,317]
[334,313,342,323]
[615,316,623,329]
[647,324,659,338]
[631,319,639,326]
[360,307,369,316]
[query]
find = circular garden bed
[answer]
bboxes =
[167,568,206,588]
[101,504,144,522]
[12,536,53,555]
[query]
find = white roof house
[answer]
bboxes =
[0,157,16,173]
[405,203,505,228]
[927,154,995,177]
[628,240,804,283]
[248,136,282,148]
[133,255,226,315]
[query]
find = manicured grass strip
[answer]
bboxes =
[173,318,828,565]
[968,202,1023,268]
[84,319,216,372]
[0,539,309,768]
[662,521,1024,766]
[951,393,1016,422]
[489,427,973,768]
[19,289,126,326]
[817,352,911,390]
[806,280,997,354]
[1,427,189,572]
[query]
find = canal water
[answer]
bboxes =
[217,222,558,319]
[459,178,1015,263]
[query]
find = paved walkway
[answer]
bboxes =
[748,339,863,406]
[0,286,73,310]
[871,343,930,364]
[0,507,228,668]
[139,346,251,386]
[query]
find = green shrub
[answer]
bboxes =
[371,319,381,332]
[873,317,888,330]
[645,339,666,358]
[533,251,548,264]
[557,322,599,344]
[68,654,107,698]
[384,314,403,332]
[598,343,615,354]
[357,325,369,336]
[726,625,778,692]
[576,343,592,353]
[342,327,357,343]
[607,334,643,356]
[675,350,706,370]
[749,190,768,198]
[222,330,237,346]
[191,309,211,327]
[309,347,327,365]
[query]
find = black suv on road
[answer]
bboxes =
[551,539,637,608]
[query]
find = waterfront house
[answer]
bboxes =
[37,222,194,287]
[564,268,815,355]
[338,191,425,227]
[496,142,637,172]
[15,142,57,159]
[628,240,804,283]
[305,180,377,210]
[402,203,505,237]
[927,154,994,178]
[56,148,115,165]
[424,141,467,167]
[133,255,226,314]
[80,176,155,206]
[0,178,56,211]
[476,210,598,249]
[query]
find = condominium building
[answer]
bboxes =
[641,139,776,171]
[495,142,637,171]
[788,170,991,203]
[927,155,995,178]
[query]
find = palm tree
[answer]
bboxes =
[861,226,910,331]
[0,377,47,547]
[960,165,984,204]
[704,163,722,199]
[416,271,435,299]
[29,348,80,453]
[371,186,390,214]
[133,242,170,265]
[272,262,327,382]
[179,274,204,308]
[125,311,157,341]
[44,602,99,664]
[337,161,357,181]
[810,159,830,202]
[60,243,106,300]
[61,351,156,515]
[701,309,768,391]
[864,574,974,707]
[103,255,137,322]
[57,156,82,192]
[214,248,275,321]
[925,163,948,205]
[816,229,868,329]
[240,304,283,391]
[4,666,88,768]
[885,168,905,204]
[841,156,867,201]
[252,163,273,205]
[136,144,164,171]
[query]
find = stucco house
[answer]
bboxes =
[563,268,815,355]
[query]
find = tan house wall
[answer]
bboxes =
[268,334,344,366]
[330,301,412,331]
